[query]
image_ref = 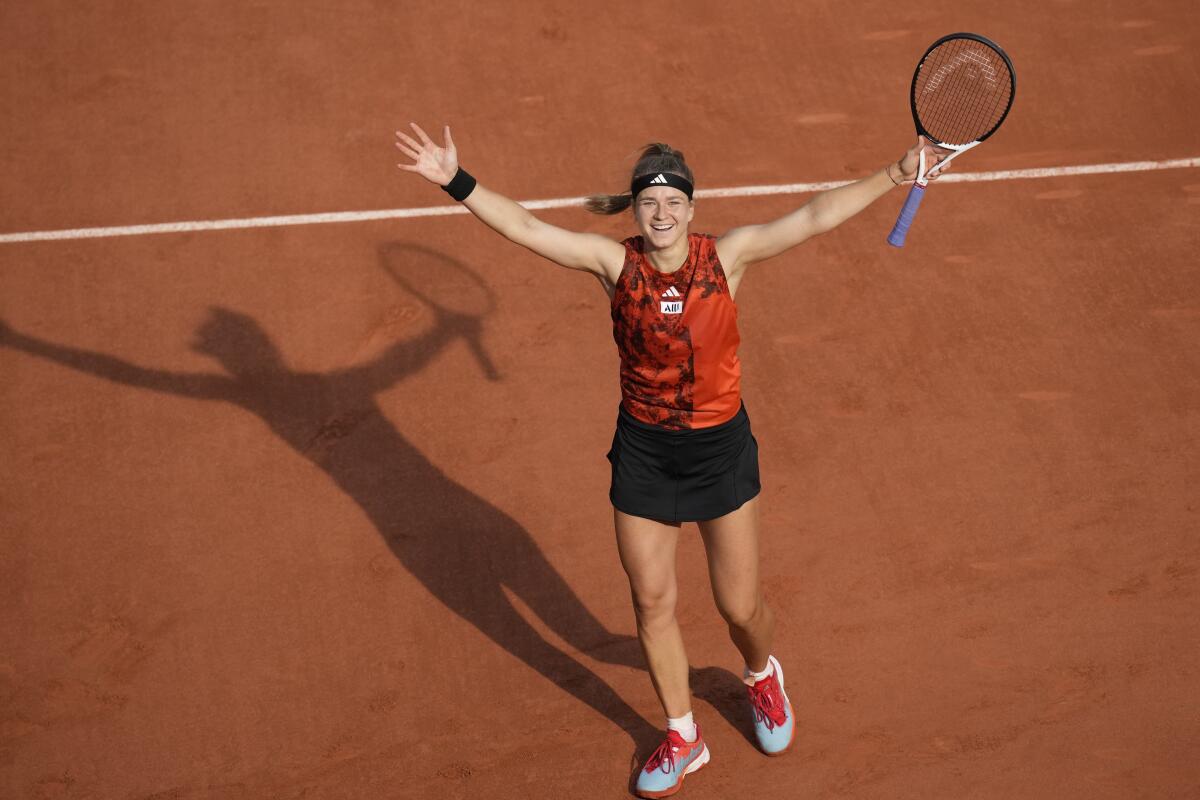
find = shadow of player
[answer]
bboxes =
[0,242,660,748]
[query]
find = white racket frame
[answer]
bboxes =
[916,139,980,186]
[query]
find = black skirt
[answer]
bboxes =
[607,403,761,523]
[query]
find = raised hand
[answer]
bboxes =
[395,123,459,186]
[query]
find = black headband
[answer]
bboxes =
[630,172,694,200]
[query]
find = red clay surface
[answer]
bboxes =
[2,2,1199,798]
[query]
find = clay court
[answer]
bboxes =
[2,2,1198,798]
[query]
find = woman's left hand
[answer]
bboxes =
[396,123,460,186]
[894,136,953,184]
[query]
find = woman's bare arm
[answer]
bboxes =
[396,124,624,284]
[718,137,951,282]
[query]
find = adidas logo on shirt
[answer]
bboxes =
[660,286,683,314]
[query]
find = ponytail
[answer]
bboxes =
[585,192,634,215]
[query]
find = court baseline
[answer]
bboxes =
[1,156,1196,244]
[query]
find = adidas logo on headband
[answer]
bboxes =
[630,171,695,199]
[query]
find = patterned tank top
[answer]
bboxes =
[611,233,742,430]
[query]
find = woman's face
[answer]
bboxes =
[633,187,694,249]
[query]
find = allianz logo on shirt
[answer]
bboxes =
[660,286,683,314]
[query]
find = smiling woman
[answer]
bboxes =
[394,121,949,798]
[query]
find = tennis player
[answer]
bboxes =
[396,124,949,798]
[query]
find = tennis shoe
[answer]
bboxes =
[745,655,795,756]
[635,727,710,798]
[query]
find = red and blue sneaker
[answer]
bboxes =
[745,655,795,756]
[635,726,710,798]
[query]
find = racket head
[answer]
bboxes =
[908,32,1016,147]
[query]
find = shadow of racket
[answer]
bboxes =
[377,241,500,382]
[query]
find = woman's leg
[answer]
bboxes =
[700,496,796,755]
[614,508,692,718]
[696,496,775,673]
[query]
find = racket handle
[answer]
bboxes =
[887,183,926,248]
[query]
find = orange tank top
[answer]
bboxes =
[611,233,742,430]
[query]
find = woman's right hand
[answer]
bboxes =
[396,123,460,186]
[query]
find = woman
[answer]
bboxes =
[395,124,948,798]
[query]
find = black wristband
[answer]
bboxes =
[441,168,477,202]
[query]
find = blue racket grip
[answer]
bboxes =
[887,183,926,247]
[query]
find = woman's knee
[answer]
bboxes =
[717,592,769,631]
[629,583,678,630]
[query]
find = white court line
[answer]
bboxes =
[1,157,1197,245]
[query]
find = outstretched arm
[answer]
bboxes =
[0,319,232,402]
[718,137,951,276]
[395,124,625,284]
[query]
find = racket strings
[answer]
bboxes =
[923,45,1008,142]
[920,40,1006,141]
[921,46,1010,142]
[915,38,1012,145]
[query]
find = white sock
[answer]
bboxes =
[667,711,697,743]
[745,657,775,684]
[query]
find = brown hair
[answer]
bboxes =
[584,143,695,215]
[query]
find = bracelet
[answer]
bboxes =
[886,162,902,186]
[442,167,477,202]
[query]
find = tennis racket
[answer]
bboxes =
[887,33,1016,247]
